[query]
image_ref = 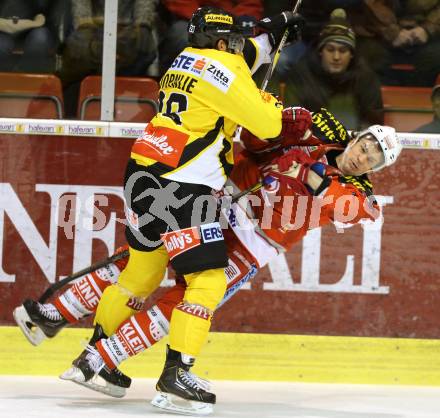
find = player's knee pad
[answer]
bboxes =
[94,284,145,336]
[183,267,227,311]
[117,245,169,297]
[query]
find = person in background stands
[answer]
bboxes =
[0,0,56,72]
[265,0,365,79]
[277,8,383,130]
[415,74,440,133]
[348,0,440,86]
[59,0,157,117]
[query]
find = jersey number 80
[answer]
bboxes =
[158,91,188,125]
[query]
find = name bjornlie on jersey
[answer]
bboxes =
[168,51,236,93]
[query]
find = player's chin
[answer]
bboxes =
[342,164,363,177]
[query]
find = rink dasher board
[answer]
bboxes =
[1,326,440,386]
[0,118,439,150]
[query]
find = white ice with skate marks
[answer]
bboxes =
[1,376,439,418]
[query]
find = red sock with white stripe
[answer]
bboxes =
[53,262,124,323]
[96,280,186,369]
[96,305,170,368]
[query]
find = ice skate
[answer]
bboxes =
[151,345,215,416]
[60,325,131,398]
[13,299,68,346]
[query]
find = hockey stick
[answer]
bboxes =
[231,0,304,203]
[261,0,304,92]
[38,249,129,303]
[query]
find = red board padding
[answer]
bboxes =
[1,134,439,338]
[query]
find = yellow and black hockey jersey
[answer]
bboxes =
[131,42,282,190]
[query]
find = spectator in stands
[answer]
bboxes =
[266,0,364,79]
[157,1,264,75]
[277,9,383,130]
[348,0,440,86]
[59,0,157,117]
[60,0,157,86]
[415,74,440,133]
[0,0,56,72]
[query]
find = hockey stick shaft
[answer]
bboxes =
[231,182,263,203]
[38,249,129,303]
[230,1,304,203]
[261,0,303,92]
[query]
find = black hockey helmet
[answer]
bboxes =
[188,6,249,53]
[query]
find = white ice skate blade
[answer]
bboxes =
[13,305,46,346]
[151,392,213,416]
[60,367,126,398]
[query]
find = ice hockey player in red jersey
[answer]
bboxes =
[14,108,402,414]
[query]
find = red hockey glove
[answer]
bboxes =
[264,149,341,195]
[273,149,313,173]
[280,107,312,142]
[263,170,311,196]
[262,149,312,196]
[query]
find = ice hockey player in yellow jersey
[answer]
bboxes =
[61,6,306,416]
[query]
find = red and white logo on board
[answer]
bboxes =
[132,124,188,168]
[161,227,201,259]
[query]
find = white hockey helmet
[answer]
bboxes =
[354,125,402,172]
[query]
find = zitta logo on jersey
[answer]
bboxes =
[205,14,233,24]
[204,61,235,93]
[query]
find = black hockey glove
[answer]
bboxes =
[257,12,305,50]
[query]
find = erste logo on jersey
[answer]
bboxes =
[200,222,224,243]
[161,227,201,259]
[132,124,188,168]
[170,52,235,93]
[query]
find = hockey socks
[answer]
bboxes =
[54,261,123,323]
[96,305,170,369]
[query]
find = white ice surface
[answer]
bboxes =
[0,376,439,418]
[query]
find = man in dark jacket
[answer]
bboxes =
[279,9,384,130]
[415,74,440,133]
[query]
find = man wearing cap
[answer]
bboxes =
[415,74,440,133]
[277,9,383,130]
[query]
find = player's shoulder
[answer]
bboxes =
[339,174,374,196]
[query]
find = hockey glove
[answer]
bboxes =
[263,149,312,196]
[257,12,305,49]
[266,149,339,195]
[263,168,311,196]
[274,149,340,177]
[280,106,313,142]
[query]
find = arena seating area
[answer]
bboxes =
[0,72,434,131]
